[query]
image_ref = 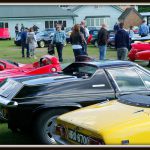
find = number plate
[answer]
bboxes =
[67,129,89,145]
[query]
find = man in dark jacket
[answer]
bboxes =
[21,28,30,58]
[97,24,108,60]
[115,22,129,60]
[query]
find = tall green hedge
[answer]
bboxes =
[138,5,150,12]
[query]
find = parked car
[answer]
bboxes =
[1,59,150,144]
[128,42,150,61]
[65,27,72,43]
[131,35,150,44]
[14,32,21,46]
[36,30,54,48]
[0,55,61,83]
[0,23,11,40]
[14,30,54,48]
[87,26,100,31]
[107,30,115,48]
[54,94,150,145]
[65,30,72,43]
[90,30,115,48]
[87,29,99,45]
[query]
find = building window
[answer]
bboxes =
[5,23,8,28]
[63,21,66,27]
[50,21,53,28]
[0,22,8,28]
[85,17,109,27]
[0,22,4,28]
[45,21,49,28]
[45,20,67,29]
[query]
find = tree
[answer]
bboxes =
[138,6,150,12]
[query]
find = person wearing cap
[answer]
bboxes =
[97,23,108,60]
[52,24,66,62]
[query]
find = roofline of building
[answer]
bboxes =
[71,5,124,12]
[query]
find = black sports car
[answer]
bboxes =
[0,60,150,144]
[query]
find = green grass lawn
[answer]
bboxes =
[0,39,149,144]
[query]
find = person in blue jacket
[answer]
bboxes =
[139,20,149,37]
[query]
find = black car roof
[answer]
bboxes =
[74,60,136,68]
[118,94,150,108]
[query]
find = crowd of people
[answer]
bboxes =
[15,24,39,59]
[15,19,150,62]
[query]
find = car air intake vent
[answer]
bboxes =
[54,76,76,80]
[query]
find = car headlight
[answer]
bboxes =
[51,67,57,72]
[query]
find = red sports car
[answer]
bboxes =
[0,55,62,82]
[128,42,150,61]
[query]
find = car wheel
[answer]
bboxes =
[94,40,98,47]
[33,108,69,144]
[38,41,45,48]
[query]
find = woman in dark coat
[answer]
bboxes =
[70,24,85,61]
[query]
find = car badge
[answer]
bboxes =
[121,140,129,145]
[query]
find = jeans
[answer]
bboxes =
[73,48,83,61]
[82,43,88,55]
[99,45,107,60]
[117,48,128,60]
[22,43,29,57]
[56,43,63,62]
[15,31,19,37]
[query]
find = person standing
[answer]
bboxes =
[70,24,84,61]
[33,24,39,33]
[15,24,19,37]
[26,27,37,59]
[128,26,134,39]
[113,22,120,33]
[115,22,130,60]
[128,26,134,50]
[97,24,108,60]
[139,20,149,37]
[53,24,66,62]
[21,28,30,58]
[85,26,89,41]
[80,20,87,55]
[20,24,25,32]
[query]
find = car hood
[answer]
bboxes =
[58,100,150,134]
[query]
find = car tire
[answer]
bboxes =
[94,40,98,47]
[38,41,45,48]
[33,108,69,144]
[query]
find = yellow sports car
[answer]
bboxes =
[54,94,150,145]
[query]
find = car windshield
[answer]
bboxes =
[63,63,98,78]
[36,31,48,36]
[107,67,147,92]
[6,60,19,66]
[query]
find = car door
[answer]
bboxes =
[105,66,150,97]
[61,69,116,106]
